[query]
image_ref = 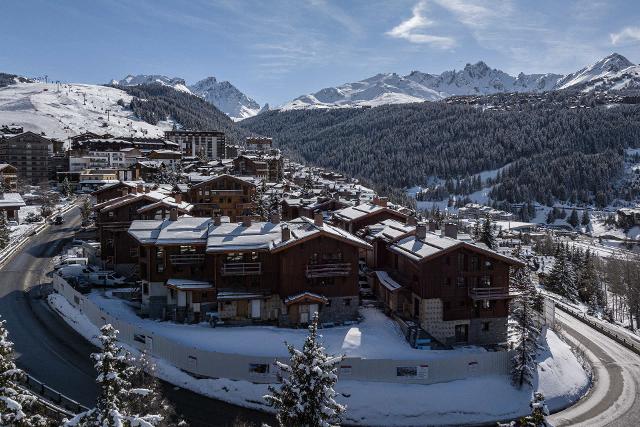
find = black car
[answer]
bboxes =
[54,215,64,225]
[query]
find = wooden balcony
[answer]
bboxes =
[468,287,519,300]
[221,262,262,276]
[306,263,351,279]
[169,254,205,265]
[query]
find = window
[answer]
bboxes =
[481,275,491,287]
[106,239,114,248]
[129,247,139,258]
[396,367,417,377]
[458,300,466,308]
[458,253,465,270]
[483,300,491,309]
[443,301,451,310]
[470,256,479,272]
[456,276,466,288]
[344,298,351,306]
[156,247,165,273]
[179,245,196,255]
[484,260,493,270]
[442,276,450,286]
[482,321,490,332]
[142,282,149,294]
[108,211,114,218]
[134,334,146,344]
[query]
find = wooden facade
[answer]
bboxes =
[186,174,255,221]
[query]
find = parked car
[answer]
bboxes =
[87,271,127,287]
[57,265,91,279]
[54,215,64,225]
[53,257,89,270]
[7,220,18,227]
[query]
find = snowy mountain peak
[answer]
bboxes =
[188,77,261,121]
[556,53,636,90]
[110,74,188,90]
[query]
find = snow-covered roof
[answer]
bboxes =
[0,193,25,208]
[129,217,211,245]
[166,278,212,290]
[284,291,328,305]
[206,221,282,252]
[216,291,269,300]
[363,219,414,242]
[375,271,403,292]
[136,199,193,214]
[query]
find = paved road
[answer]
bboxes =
[549,310,640,426]
[0,207,273,427]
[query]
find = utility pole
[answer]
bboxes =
[44,75,48,84]
[83,93,86,105]
[106,109,111,122]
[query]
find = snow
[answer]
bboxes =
[50,292,590,426]
[0,82,170,141]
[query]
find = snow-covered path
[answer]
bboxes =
[549,310,640,426]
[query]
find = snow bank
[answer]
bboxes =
[49,293,590,426]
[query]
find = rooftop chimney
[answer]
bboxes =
[444,222,458,239]
[174,193,182,204]
[428,220,437,232]
[406,215,417,226]
[416,223,427,240]
[213,213,221,226]
[282,225,291,241]
[169,208,178,221]
[314,212,323,227]
[242,216,252,227]
[271,212,281,224]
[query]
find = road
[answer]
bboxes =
[0,207,273,427]
[549,310,640,426]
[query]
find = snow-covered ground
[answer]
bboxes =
[0,82,171,142]
[49,293,589,426]
[88,290,485,360]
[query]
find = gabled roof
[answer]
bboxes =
[136,199,193,214]
[363,219,415,243]
[129,217,211,245]
[96,191,174,213]
[91,180,139,196]
[0,164,17,173]
[271,216,371,253]
[191,173,256,190]
[284,292,328,305]
[389,232,524,266]
[0,193,25,208]
[332,202,406,224]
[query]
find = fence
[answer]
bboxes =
[53,275,513,385]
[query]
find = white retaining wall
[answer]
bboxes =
[53,275,514,385]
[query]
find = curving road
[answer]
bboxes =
[549,310,640,426]
[0,207,273,427]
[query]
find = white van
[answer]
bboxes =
[57,265,91,279]
[54,257,89,270]
[88,271,127,287]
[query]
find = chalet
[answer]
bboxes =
[617,207,640,229]
[376,223,523,346]
[360,218,416,269]
[245,137,273,151]
[128,213,371,325]
[331,198,407,234]
[0,164,18,191]
[94,187,191,274]
[186,174,256,221]
[147,149,182,168]
[92,181,140,204]
[233,152,283,182]
[130,161,165,182]
[0,193,25,222]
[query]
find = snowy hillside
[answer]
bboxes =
[111,74,261,121]
[0,82,171,141]
[188,77,261,121]
[280,53,638,110]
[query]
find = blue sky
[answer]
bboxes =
[2,0,640,106]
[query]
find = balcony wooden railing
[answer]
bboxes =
[306,263,351,279]
[169,254,205,265]
[221,262,262,276]
[468,287,519,300]
[236,202,254,209]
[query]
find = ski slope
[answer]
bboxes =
[0,82,171,142]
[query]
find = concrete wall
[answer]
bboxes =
[54,275,513,386]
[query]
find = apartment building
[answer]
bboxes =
[164,130,226,160]
[0,132,51,184]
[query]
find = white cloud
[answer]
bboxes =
[386,1,455,48]
[307,0,363,35]
[611,27,640,45]
[431,0,498,28]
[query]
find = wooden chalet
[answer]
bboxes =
[331,198,407,234]
[186,174,256,221]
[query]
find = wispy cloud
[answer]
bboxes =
[611,26,640,45]
[307,0,363,36]
[431,0,498,28]
[386,1,455,48]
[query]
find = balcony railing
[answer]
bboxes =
[221,262,262,276]
[169,254,205,265]
[236,202,254,209]
[306,263,351,279]
[468,287,519,300]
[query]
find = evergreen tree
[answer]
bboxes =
[251,181,268,220]
[301,172,315,199]
[80,196,93,226]
[576,250,603,309]
[546,246,578,301]
[509,257,542,388]
[479,217,496,249]
[265,313,345,427]
[0,212,10,250]
[567,208,580,228]
[581,209,590,226]
[0,317,49,426]
[545,209,556,225]
[527,392,549,427]
[67,324,163,427]
[61,177,74,198]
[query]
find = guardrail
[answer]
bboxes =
[555,304,640,357]
[18,373,89,416]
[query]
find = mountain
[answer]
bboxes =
[0,80,170,140]
[110,74,261,121]
[110,74,191,93]
[279,53,638,110]
[188,77,261,121]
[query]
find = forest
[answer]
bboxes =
[242,92,640,206]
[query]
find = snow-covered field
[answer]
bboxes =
[88,290,485,360]
[49,293,590,426]
[0,82,171,141]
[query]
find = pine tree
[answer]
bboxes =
[0,212,10,251]
[265,313,345,427]
[301,172,315,199]
[80,196,93,226]
[577,250,603,309]
[527,392,549,426]
[251,181,268,220]
[545,209,556,224]
[509,257,542,388]
[546,246,578,301]
[61,177,73,198]
[0,318,49,426]
[581,209,590,226]
[567,208,580,228]
[479,217,496,249]
[67,324,163,427]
